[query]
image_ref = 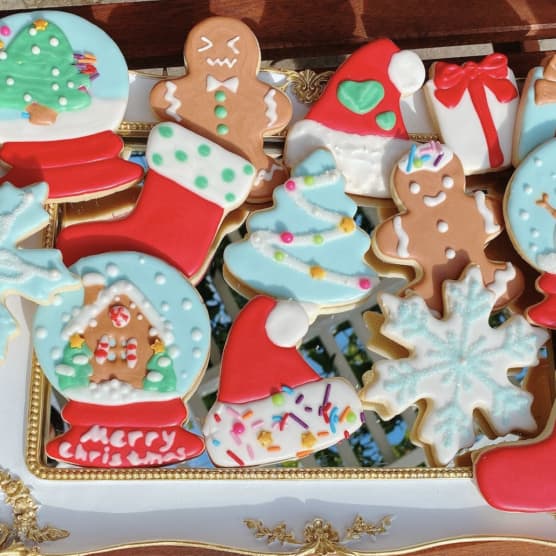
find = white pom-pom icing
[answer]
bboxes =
[388,50,425,96]
[265,300,310,347]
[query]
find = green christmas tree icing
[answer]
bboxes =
[55,334,93,390]
[0,18,92,115]
[143,342,177,393]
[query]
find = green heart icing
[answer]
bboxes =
[337,80,384,115]
[376,111,396,131]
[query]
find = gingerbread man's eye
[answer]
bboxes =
[442,175,454,189]
[409,181,420,194]
[227,36,240,54]
[197,36,213,52]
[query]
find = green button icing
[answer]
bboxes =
[194,176,208,189]
[225,192,236,203]
[243,164,254,176]
[198,144,211,157]
[222,168,235,182]
[216,123,229,135]
[376,110,396,131]
[158,125,173,138]
[151,153,163,166]
[174,149,187,162]
[214,90,226,102]
[214,105,227,119]
[337,79,384,115]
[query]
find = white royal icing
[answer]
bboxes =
[388,49,426,96]
[263,89,278,127]
[393,215,410,258]
[265,300,310,348]
[423,191,447,207]
[163,81,182,122]
[473,190,501,234]
[398,142,454,174]
[487,263,516,300]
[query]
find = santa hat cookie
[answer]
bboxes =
[284,38,425,199]
[203,296,364,466]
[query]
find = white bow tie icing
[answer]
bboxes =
[206,75,239,93]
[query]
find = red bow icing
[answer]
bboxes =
[433,53,518,168]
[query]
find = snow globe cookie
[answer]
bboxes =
[33,252,210,467]
[223,148,379,314]
[203,295,365,467]
[505,138,556,328]
[0,11,141,201]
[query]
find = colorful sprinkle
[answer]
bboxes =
[303,175,315,186]
[251,419,264,429]
[279,413,289,430]
[211,439,221,446]
[226,406,242,418]
[295,394,304,404]
[257,430,273,447]
[214,413,221,423]
[274,250,285,262]
[226,449,244,465]
[289,413,309,429]
[0,26,10,37]
[285,179,296,191]
[406,144,417,172]
[340,406,351,422]
[296,449,313,458]
[301,431,317,449]
[358,277,371,290]
[272,392,285,406]
[339,217,355,233]
[231,421,246,435]
[434,152,444,167]
[246,444,255,460]
[310,266,326,279]
[281,385,294,395]
[344,430,350,439]
[304,406,313,413]
[242,410,254,420]
[346,411,357,424]
[267,445,281,452]
[317,431,329,437]
[312,234,324,245]
[280,231,294,244]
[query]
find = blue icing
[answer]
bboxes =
[0,10,128,110]
[224,149,377,307]
[0,181,79,358]
[515,66,556,162]
[506,138,556,271]
[33,252,210,399]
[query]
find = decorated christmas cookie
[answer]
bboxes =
[425,53,518,174]
[0,181,79,359]
[203,296,364,467]
[474,402,556,513]
[223,148,378,313]
[505,138,556,328]
[150,16,292,203]
[360,265,548,466]
[284,38,425,199]
[0,11,141,201]
[56,123,255,283]
[512,54,556,165]
[373,141,523,314]
[33,252,210,467]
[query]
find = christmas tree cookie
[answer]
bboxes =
[284,38,425,199]
[0,181,79,360]
[56,123,255,284]
[203,295,364,467]
[360,265,548,466]
[223,148,378,313]
[33,252,210,467]
[0,11,141,202]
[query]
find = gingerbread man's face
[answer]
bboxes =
[185,17,260,80]
[393,146,465,211]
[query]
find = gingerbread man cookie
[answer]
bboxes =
[373,141,523,313]
[150,16,292,203]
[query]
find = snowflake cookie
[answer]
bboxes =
[0,181,79,359]
[360,265,548,466]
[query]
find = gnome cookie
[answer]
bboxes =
[284,38,425,199]
[203,295,364,467]
[150,16,292,203]
[0,11,142,202]
[33,252,210,468]
[373,141,523,314]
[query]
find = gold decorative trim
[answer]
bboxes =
[245,515,391,555]
[281,69,334,105]
[0,469,69,556]
[118,121,155,139]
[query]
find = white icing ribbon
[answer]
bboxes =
[163,81,182,122]
[263,89,278,127]
[393,215,410,258]
[473,190,500,234]
[206,75,239,93]
[423,191,446,207]
[206,57,237,68]
[254,163,282,186]
[487,263,516,301]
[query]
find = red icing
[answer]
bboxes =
[217,296,320,404]
[433,54,517,168]
[46,398,205,468]
[0,131,142,201]
[56,170,224,281]
[475,407,556,512]
[527,272,556,329]
[305,38,409,138]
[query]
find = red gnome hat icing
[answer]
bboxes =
[217,296,320,404]
[306,38,424,138]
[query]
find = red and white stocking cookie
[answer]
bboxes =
[372,141,523,314]
[203,296,364,467]
[150,16,292,203]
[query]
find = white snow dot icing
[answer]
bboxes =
[35,327,47,340]
[192,347,202,359]
[146,371,163,382]
[161,302,169,312]
[523,183,532,194]
[49,37,59,47]
[182,299,192,310]
[52,67,60,76]
[67,81,74,88]
[31,45,40,55]
[158,357,171,368]
[0,52,7,60]
[441,176,454,189]
[29,27,37,36]
[445,248,456,259]
[51,347,62,359]
[52,83,59,91]
[49,269,61,280]
[89,319,97,328]
[519,209,530,220]
[155,273,166,285]
[52,295,63,306]
[61,313,70,323]
[139,256,146,264]
[168,346,180,358]
[535,158,543,167]
[106,264,119,277]
[531,243,539,253]
[149,327,158,337]
[23,93,32,102]
[191,327,203,342]
[409,182,420,194]
[531,228,540,238]
[72,354,89,365]
[59,97,68,106]
[6,77,14,86]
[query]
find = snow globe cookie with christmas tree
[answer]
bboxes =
[0,11,141,202]
[33,252,210,468]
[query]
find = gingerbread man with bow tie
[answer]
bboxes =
[150,16,292,203]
